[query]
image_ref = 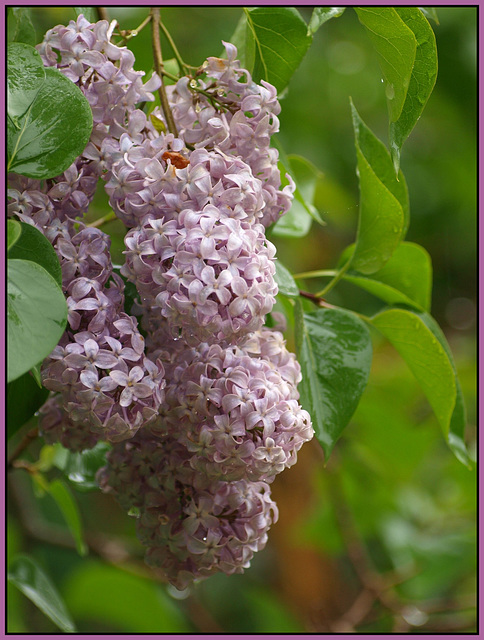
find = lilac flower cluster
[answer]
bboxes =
[98,429,278,589]
[8,14,165,449]
[147,328,313,483]
[169,42,294,227]
[8,16,313,588]
[113,146,278,344]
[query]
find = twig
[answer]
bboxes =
[96,7,110,22]
[7,427,39,470]
[151,7,178,137]
[299,290,337,309]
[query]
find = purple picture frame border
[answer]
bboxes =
[2,1,479,638]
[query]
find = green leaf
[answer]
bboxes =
[8,222,63,287]
[295,301,373,458]
[389,8,438,172]
[53,442,111,491]
[370,307,468,464]
[8,66,93,179]
[244,7,312,93]
[63,561,190,632]
[8,555,77,633]
[340,242,432,311]
[74,6,97,23]
[308,7,346,35]
[351,102,407,274]
[274,261,299,297]
[7,259,67,383]
[48,480,88,556]
[415,312,470,466]
[7,371,49,439]
[419,7,439,24]
[228,12,249,67]
[7,220,22,251]
[30,363,43,388]
[7,43,45,120]
[7,8,37,46]
[355,7,417,122]
[272,154,325,238]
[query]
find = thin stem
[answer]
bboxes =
[299,290,338,309]
[116,13,152,44]
[8,427,39,470]
[88,211,117,229]
[298,290,371,324]
[96,7,110,22]
[158,17,189,75]
[315,259,352,297]
[151,7,178,137]
[160,68,180,83]
[293,269,337,280]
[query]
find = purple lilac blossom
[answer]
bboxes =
[168,42,295,227]
[98,429,278,589]
[145,327,313,483]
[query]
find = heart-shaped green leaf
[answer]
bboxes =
[351,102,408,274]
[389,8,438,172]
[8,259,67,383]
[8,555,77,633]
[295,302,373,458]
[8,66,93,179]
[308,7,346,35]
[244,7,312,93]
[355,7,417,123]
[8,222,63,287]
[7,43,45,120]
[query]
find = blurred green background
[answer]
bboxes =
[8,6,476,633]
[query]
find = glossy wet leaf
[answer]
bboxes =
[274,261,299,297]
[7,43,45,120]
[48,480,88,556]
[355,7,417,123]
[351,102,407,274]
[7,259,67,383]
[389,8,438,172]
[8,66,93,179]
[53,442,111,491]
[340,242,432,311]
[8,222,63,287]
[308,7,346,34]
[7,371,49,439]
[244,7,312,93]
[295,301,373,458]
[370,307,467,463]
[7,7,37,46]
[8,555,77,633]
[7,220,22,251]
